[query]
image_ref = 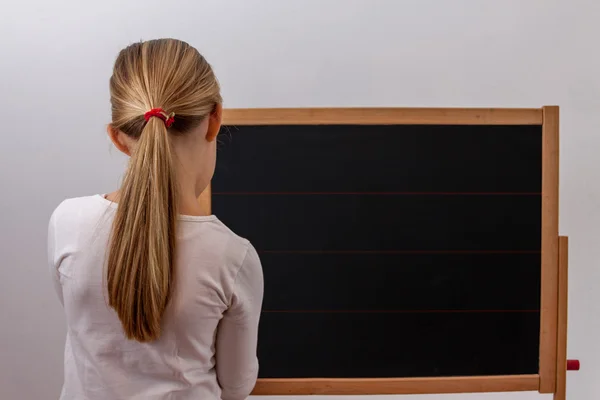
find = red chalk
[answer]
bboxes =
[567,360,580,371]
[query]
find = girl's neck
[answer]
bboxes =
[105,191,210,217]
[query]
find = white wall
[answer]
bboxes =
[0,0,597,399]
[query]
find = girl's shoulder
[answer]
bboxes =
[49,194,112,228]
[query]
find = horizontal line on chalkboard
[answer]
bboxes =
[262,309,540,314]
[258,250,541,255]
[212,192,541,196]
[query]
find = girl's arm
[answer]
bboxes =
[47,207,64,306]
[216,245,264,400]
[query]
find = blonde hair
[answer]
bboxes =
[107,39,221,342]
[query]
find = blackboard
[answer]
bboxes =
[207,107,561,396]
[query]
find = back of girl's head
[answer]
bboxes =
[107,39,221,342]
[110,39,221,136]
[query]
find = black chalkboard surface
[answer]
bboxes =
[208,108,561,396]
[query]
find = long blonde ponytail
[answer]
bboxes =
[107,39,221,342]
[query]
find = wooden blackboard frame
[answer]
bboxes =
[199,106,563,396]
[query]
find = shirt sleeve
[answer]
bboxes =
[216,244,264,400]
[47,210,64,306]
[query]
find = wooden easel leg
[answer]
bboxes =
[554,236,568,400]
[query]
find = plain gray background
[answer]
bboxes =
[1,0,597,399]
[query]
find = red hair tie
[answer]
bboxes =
[144,108,175,128]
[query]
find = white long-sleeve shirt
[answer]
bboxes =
[47,195,264,400]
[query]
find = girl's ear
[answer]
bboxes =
[206,103,222,143]
[107,124,132,156]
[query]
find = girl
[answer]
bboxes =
[47,39,263,400]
